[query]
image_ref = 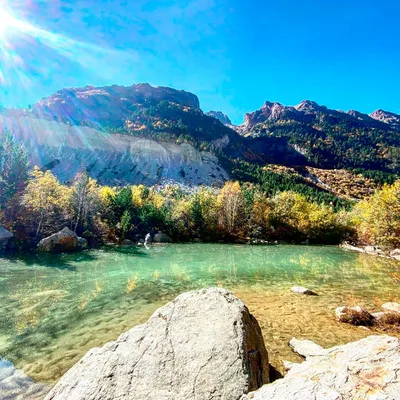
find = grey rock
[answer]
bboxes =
[335,306,374,325]
[382,302,400,314]
[0,225,13,249]
[44,288,269,400]
[38,227,79,252]
[389,249,400,260]
[206,111,232,125]
[122,239,134,246]
[77,237,88,249]
[289,338,326,358]
[290,286,318,296]
[243,335,400,400]
[371,312,388,322]
[364,245,384,255]
[153,231,173,243]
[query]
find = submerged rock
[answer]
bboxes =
[335,305,374,325]
[0,358,51,400]
[153,231,173,243]
[290,286,318,296]
[243,335,400,400]
[45,288,269,400]
[0,225,13,250]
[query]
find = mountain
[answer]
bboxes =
[369,109,400,130]
[240,99,400,172]
[206,111,232,125]
[0,84,305,186]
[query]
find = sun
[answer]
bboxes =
[0,6,20,38]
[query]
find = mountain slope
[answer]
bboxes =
[239,100,400,172]
[0,115,229,186]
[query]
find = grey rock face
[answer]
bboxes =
[370,109,400,129]
[206,111,232,125]
[45,288,269,400]
[290,286,318,296]
[335,306,374,325]
[38,227,79,252]
[243,335,400,400]
[0,116,229,187]
[0,225,13,249]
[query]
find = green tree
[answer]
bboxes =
[0,132,29,207]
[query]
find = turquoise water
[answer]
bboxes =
[0,244,399,390]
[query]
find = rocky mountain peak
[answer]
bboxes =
[206,110,232,125]
[29,83,200,127]
[295,100,325,113]
[369,109,400,128]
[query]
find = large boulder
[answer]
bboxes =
[153,231,173,243]
[38,227,79,252]
[44,288,269,400]
[0,225,13,249]
[243,335,400,400]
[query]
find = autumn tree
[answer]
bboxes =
[217,181,245,237]
[70,171,100,233]
[21,167,72,238]
[352,181,400,247]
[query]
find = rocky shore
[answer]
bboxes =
[44,288,400,400]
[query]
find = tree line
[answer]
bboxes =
[1,133,400,249]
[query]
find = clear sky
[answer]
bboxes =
[0,0,399,124]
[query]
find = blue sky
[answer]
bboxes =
[0,0,399,124]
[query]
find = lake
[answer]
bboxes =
[1,244,400,398]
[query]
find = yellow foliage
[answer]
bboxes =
[99,186,116,206]
[352,181,400,247]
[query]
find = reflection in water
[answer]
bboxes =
[0,244,399,392]
[0,358,50,400]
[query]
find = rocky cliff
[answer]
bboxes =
[0,115,229,186]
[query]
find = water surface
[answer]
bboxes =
[1,244,400,396]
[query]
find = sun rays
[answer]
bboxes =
[0,2,136,94]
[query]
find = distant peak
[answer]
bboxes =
[295,100,325,112]
[370,109,400,127]
[206,110,232,125]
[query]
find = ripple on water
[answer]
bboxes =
[0,244,399,394]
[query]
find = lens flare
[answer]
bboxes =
[0,2,137,99]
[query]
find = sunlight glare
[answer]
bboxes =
[0,6,18,38]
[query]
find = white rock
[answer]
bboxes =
[289,338,326,358]
[45,288,269,400]
[243,335,400,400]
[382,302,400,314]
[290,286,318,296]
